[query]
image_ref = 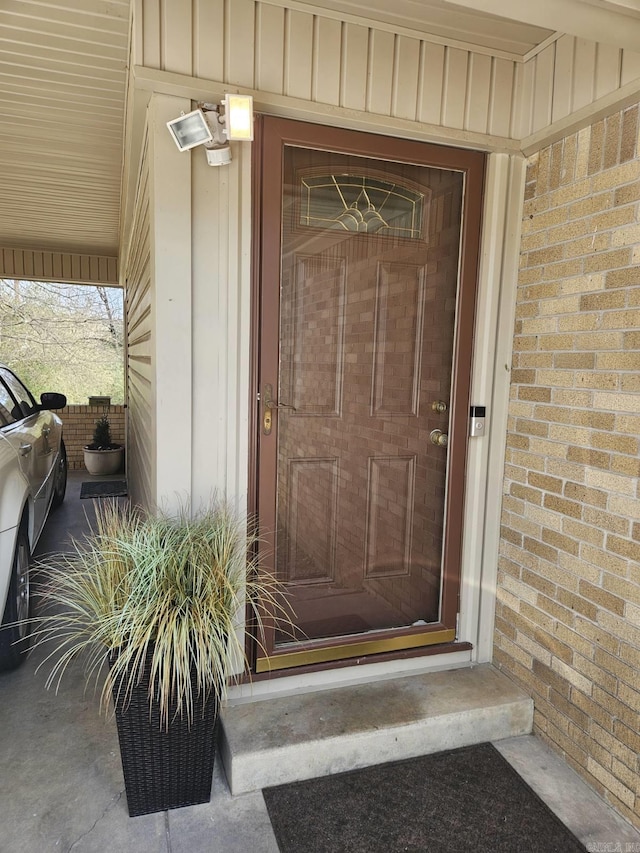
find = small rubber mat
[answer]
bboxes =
[263,742,587,853]
[80,480,128,499]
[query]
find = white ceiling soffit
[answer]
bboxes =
[441,0,640,53]
[308,0,555,56]
[313,0,640,53]
[0,0,129,259]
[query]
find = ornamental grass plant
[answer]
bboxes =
[33,498,289,729]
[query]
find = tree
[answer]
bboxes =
[0,279,124,404]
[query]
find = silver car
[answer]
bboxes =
[0,364,67,670]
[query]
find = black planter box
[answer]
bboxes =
[110,653,219,817]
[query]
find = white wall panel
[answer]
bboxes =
[466,53,491,134]
[393,35,421,121]
[520,36,640,146]
[621,50,640,85]
[124,93,196,513]
[285,10,314,100]
[313,16,342,106]
[342,23,369,110]
[139,0,161,70]
[132,1,640,154]
[257,4,285,94]
[191,143,251,506]
[164,2,193,77]
[488,58,515,138]
[571,39,597,112]
[368,29,394,116]
[149,95,193,511]
[227,0,256,88]
[531,44,555,133]
[134,0,528,145]
[511,56,534,139]
[442,48,469,130]
[418,42,446,126]
[193,0,225,81]
[595,43,621,101]
[552,36,575,122]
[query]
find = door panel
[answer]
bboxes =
[255,118,484,672]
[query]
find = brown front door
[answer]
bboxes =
[254,117,484,672]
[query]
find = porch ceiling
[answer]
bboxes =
[314,0,555,55]
[1,0,640,266]
[0,0,129,260]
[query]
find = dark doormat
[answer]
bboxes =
[262,742,587,853]
[80,480,128,499]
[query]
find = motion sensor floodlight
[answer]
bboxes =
[166,109,213,152]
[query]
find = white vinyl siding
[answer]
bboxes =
[124,125,154,511]
[190,142,252,507]
[518,36,640,141]
[132,1,640,152]
[133,0,520,145]
[0,249,118,286]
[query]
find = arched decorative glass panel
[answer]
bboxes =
[300,173,428,239]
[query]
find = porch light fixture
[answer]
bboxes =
[166,109,213,152]
[221,94,254,141]
[166,95,254,167]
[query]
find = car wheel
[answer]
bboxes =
[0,522,31,671]
[51,440,67,510]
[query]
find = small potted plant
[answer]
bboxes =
[83,415,124,475]
[32,498,291,817]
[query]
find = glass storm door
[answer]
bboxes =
[255,117,484,672]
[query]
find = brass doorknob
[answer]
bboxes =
[430,429,448,447]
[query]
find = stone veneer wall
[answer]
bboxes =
[494,104,640,829]
[59,405,125,470]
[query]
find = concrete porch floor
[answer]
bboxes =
[0,472,638,852]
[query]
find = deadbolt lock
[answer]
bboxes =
[431,400,448,414]
[430,429,449,447]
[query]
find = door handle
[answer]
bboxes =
[430,429,448,447]
[263,384,295,436]
[19,444,33,456]
[263,384,296,411]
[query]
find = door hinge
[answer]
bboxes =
[455,612,460,640]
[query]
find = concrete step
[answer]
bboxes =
[219,664,533,795]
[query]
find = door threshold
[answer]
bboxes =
[231,645,474,704]
[254,638,471,676]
